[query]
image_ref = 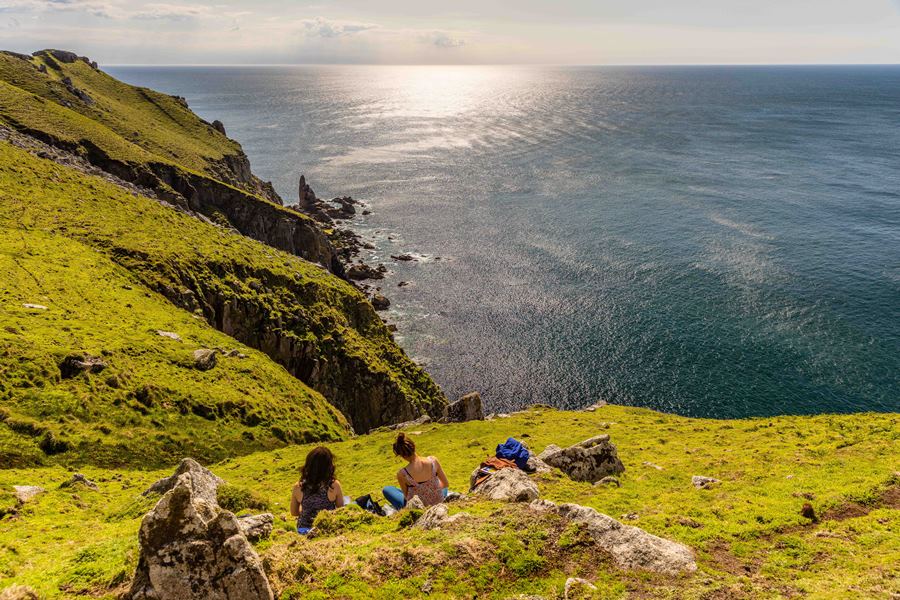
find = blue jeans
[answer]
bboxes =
[382,486,448,510]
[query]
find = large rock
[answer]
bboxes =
[237,513,274,542]
[445,392,484,422]
[415,504,469,530]
[530,500,696,574]
[128,471,273,600]
[143,458,224,503]
[537,435,625,483]
[193,349,218,371]
[0,585,40,600]
[471,468,539,502]
[59,353,108,378]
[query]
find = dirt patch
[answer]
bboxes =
[822,484,899,522]
[707,540,761,577]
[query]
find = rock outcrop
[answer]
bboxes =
[415,504,469,530]
[445,392,484,422]
[471,468,539,502]
[59,354,108,378]
[692,475,720,489]
[143,458,224,501]
[537,435,625,483]
[238,513,275,542]
[128,465,273,600]
[530,500,696,574]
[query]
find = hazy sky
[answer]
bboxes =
[2,0,900,65]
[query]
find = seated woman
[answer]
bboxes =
[382,432,449,510]
[290,446,345,534]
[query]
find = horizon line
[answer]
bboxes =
[104,61,900,68]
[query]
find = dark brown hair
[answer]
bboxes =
[393,432,416,458]
[300,446,336,495]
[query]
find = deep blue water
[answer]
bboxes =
[109,65,900,417]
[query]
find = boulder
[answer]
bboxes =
[371,293,390,311]
[211,120,227,136]
[415,504,470,530]
[0,585,40,600]
[128,472,273,600]
[526,455,552,474]
[347,263,384,280]
[445,392,484,422]
[12,486,44,503]
[238,513,274,542]
[59,354,108,378]
[61,473,98,491]
[143,458,224,503]
[691,476,720,489]
[471,468,538,503]
[529,500,696,574]
[193,348,218,371]
[537,435,625,483]
[564,577,597,600]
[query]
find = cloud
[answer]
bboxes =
[299,16,378,38]
[0,0,117,18]
[132,3,212,21]
[421,31,466,48]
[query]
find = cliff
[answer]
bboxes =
[0,50,446,463]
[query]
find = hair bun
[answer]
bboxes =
[393,431,416,457]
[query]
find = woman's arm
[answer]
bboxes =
[332,480,345,507]
[433,457,449,489]
[290,483,302,517]
[396,470,408,497]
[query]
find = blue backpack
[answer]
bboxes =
[495,437,531,470]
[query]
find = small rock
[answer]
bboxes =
[596,476,620,487]
[0,585,40,600]
[621,512,638,521]
[362,210,372,216]
[363,242,375,250]
[347,263,384,280]
[564,577,597,600]
[691,475,720,489]
[22,303,47,310]
[61,473,98,491]
[397,281,411,287]
[407,495,426,510]
[391,253,416,261]
[643,461,664,470]
[677,516,702,528]
[13,486,44,504]
[156,330,182,342]
[238,513,274,542]
[444,491,467,502]
[371,293,390,310]
[193,348,218,371]
[59,354,108,378]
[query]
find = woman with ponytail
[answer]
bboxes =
[382,432,449,510]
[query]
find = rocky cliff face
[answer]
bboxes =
[145,257,443,432]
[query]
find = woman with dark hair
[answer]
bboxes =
[382,432,449,510]
[290,446,345,533]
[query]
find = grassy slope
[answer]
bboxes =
[0,143,348,467]
[0,140,439,465]
[0,51,241,179]
[1,406,896,599]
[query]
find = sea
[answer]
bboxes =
[108,65,900,418]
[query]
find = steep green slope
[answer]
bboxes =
[1,406,896,598]
[0,48,447,433]
[0,139,442,459]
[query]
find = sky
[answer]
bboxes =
[1,0,900,65]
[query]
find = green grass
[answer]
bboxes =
[1,406,896,599]
[0,139,442,463]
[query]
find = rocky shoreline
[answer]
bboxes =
[288,174,427,320]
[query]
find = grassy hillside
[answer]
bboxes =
[0,137,441,463]
[1,405,897,598]
[0,50,251,190]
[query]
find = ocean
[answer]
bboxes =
[108,65,900,418]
